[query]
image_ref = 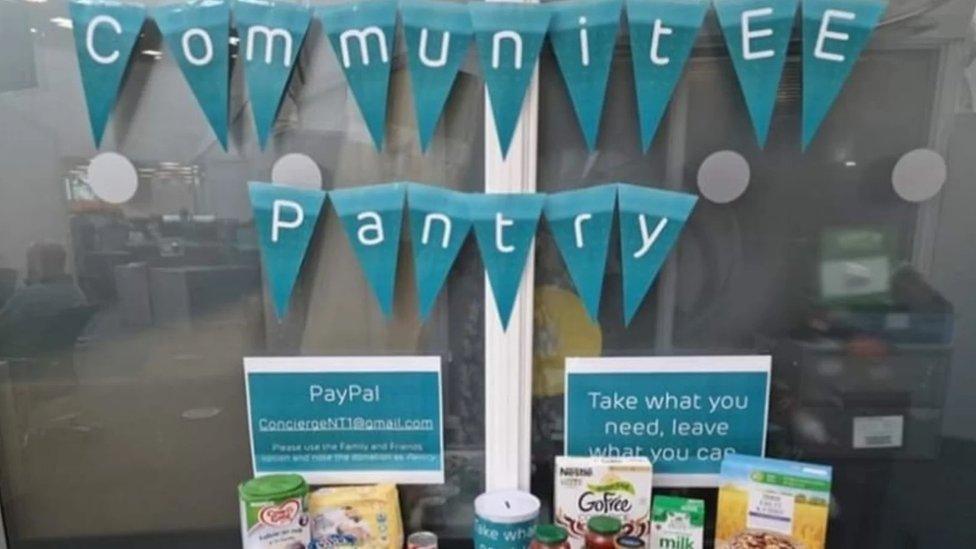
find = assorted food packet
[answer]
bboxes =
[309,484,404,548]
[715,454,832,549]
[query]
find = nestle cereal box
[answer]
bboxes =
[554,456,652,549]
[715,455,832,549]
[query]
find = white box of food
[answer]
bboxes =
[554,456,653,549]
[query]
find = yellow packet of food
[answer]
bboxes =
[308,484,403,548]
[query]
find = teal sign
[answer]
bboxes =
[245,356,444,484]
[714,0,798,146]
[317,0,398,150]
[801,0,886,149]
[69,0,147,147]
[565,356,770,486]
[153,0,231,149]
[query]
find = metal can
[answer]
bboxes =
[239,474,310,548]
[407,531,438,549]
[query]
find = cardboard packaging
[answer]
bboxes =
[651,495,704,549]
[554,456,652,549]
[716,455,832,549]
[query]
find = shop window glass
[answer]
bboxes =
[0,1,485,546]
[531,6,976,546]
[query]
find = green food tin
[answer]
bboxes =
[239,474,310,548]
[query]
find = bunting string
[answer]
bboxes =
[248,181,697,330]
[69,0,888,152]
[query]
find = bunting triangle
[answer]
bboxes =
[330,183,407,317]
[69,0,147,147]
[152,0,231,149]
[248,181,327,319]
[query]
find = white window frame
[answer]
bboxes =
[483,0,539,493]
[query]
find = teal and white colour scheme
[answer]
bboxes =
[244,181,694,330]
[469,2,551,157]
[329,183,406,318]
[401,0,473,152]
[64,0,893,154]
[468,193,547,329]
[69,0,147,147]
[244,356,444,484]
[626,0,708,152]
[549,0,622,151]
[802,0,887,149]
[234,0,311,149]
[317,0,398,150]
[152,0,231,149]
[248,181,327,320]
[473,490,540,549]
[617,184,697,325]
[564,356,771,487]
[407,184,473,321]
[543,185,617,321]
[714,0,799,147]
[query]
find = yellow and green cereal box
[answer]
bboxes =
[715,455,832,549]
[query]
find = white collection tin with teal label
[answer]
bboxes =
[474,490,540,549]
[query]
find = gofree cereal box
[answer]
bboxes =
[554,456,653,549]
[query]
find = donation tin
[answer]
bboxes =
[239,474,311,549]
[474,490,541,549]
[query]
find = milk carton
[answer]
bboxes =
[554,456,652,549]
[651,495,704,549]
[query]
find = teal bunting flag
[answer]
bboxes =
[248,182,327,320]
[152,0,231,150]
[714,0,798,147]
[69,0,147,147]
[468,193,546,329]
[617,184,697,325]
[469,2,551,158]
[401,0,473,152]
[801,0,886,149]
[626,0,708,152]
[543,185,617,321]
[406,184,473,320]
[549,0,622,151]
[330,183,407,318]
[317,0,398,150]
[234,0,311,149]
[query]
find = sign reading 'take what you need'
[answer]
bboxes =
[565,356,771,487]
[244,356,444,485]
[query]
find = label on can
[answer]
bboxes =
[241,497,311,549]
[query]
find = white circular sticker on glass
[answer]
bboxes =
[271,153,322,189]
[892,148,946,203]
[88,152,138,204]
[697,150,750,204]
